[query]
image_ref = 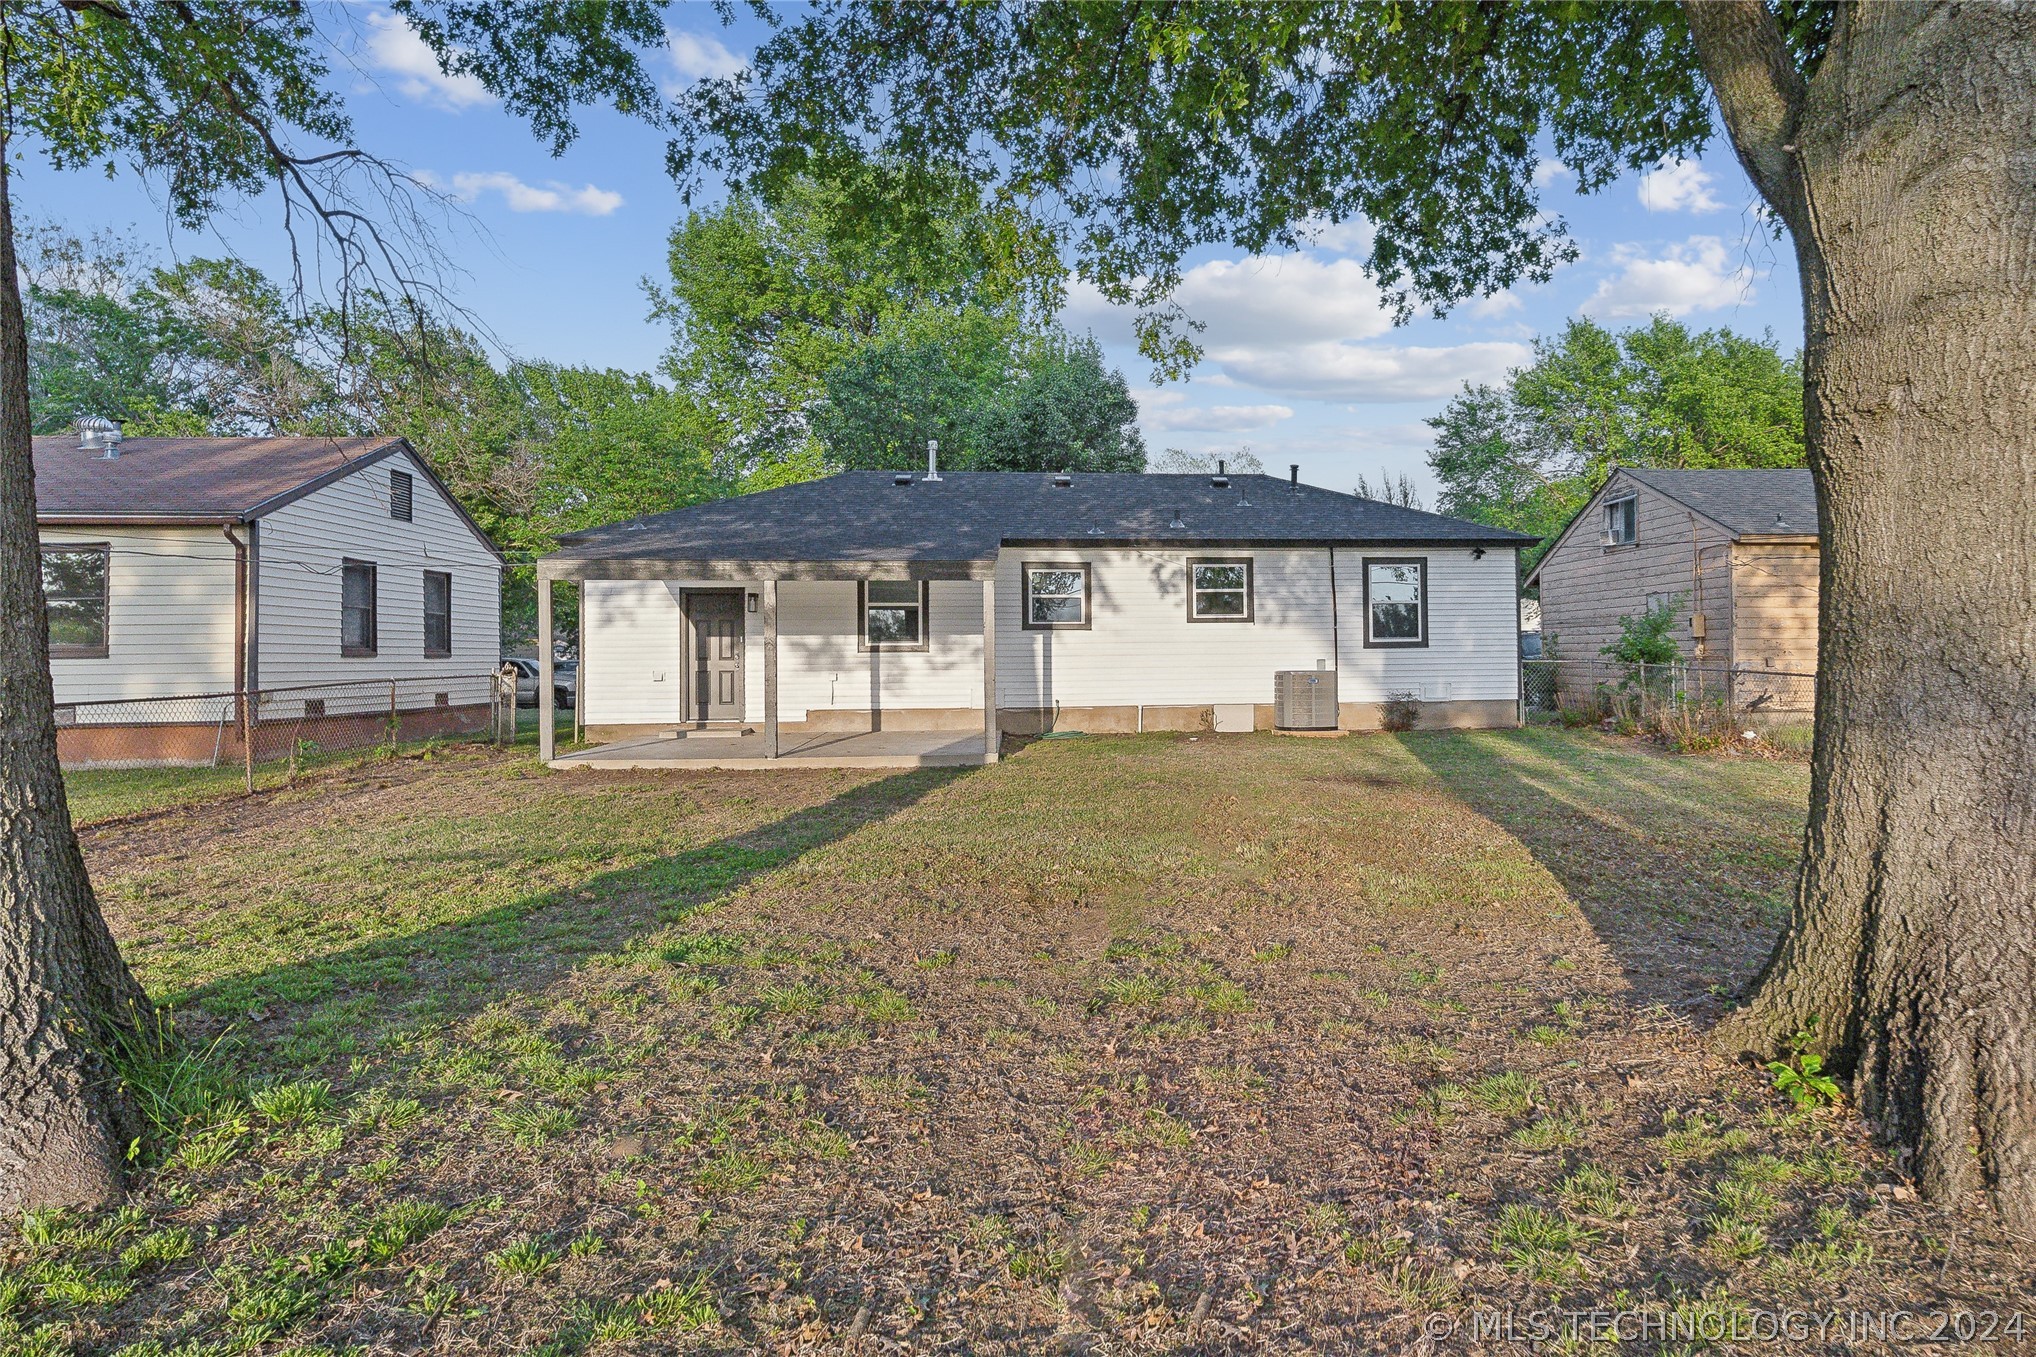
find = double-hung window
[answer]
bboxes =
[1363,557,1427,647]
[1022,563,1090,629]
[859,580,928,651]
[1188,558,1252,622]
[1604,496,1637,546]
[341,559,378,656]
[423,570,453,657]
[42,544,109,657]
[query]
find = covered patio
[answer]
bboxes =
[534,542,1001,770]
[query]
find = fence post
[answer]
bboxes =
[389,678,399,745]
[242,689,254,795]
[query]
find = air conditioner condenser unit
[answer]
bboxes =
[1274,670,1339,730]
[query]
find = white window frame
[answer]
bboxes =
[1604,496,1637,546]
[1187,557,1253,623]
[1022,563,1091,630]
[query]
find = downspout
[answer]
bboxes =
[223,523,248,700]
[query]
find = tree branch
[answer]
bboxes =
[1681,1,1808,228]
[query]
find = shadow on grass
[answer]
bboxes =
[1400,729,1803,1005]
[172,766,972,1047]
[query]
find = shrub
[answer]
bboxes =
[1379,691,1422,732]
[1601,595,1684,667]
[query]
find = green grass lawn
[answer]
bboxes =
[8,727,2018,1354]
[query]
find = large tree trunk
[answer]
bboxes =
[1692,3,2036,1232]
[0,129,151,1214]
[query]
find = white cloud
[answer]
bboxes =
[1639,159,1724,213]
[1301,217,1376,257]
[447,171,624,217]
[364,13,494,110]
[666,29,746,85]
[1533,158,1570,189]
[1136,390,1293,433]
[1212,340,1531,402]
[1066,251,1393,351]
[1465,290,1523,319]
[1582,235,1753,318]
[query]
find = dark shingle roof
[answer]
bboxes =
[1621,467,1819,537]
[550,471,1535,566]
[33,435,406,521]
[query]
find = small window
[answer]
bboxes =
[1363,557,1427,647]
[1604,496,1637,546]
[1188,558,1253,622]
[341,558,378,656]
[41,544,109,657]
[423,570,453,657]
[1023,563,1090,630]
[389,469,414,522]
[859,580,928,651]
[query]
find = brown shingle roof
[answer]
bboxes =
[32,434,406,521]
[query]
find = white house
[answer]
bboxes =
[537,467,1533,769]
[34,424,503,763]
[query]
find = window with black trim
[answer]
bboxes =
[341,559,378,656]
[41,544,109,657]
[423,570,453,657]
[1188,558,1252,622]
[1604,495,1636,546]
[1363,557,1427,647]
[1022,563,1090,629]
[859,580,928,650]
[390,469,414,522]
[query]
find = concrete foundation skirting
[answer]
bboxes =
[588,698,1520,747]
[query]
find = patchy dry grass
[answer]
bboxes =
[8,728,2027,1353]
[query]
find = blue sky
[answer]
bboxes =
[22,4,1803,501]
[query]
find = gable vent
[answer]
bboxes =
[389,468,414,521]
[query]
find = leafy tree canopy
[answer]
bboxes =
[653,162,1136,475]
[1427,315,1804,568]
[665,3,1751,375]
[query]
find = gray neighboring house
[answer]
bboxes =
[1527,467,1821,673]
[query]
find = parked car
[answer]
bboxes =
[503,657,575,709]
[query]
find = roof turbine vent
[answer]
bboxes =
[1209,456,1230,489]
[78,415,122,459]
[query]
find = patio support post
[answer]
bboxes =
[762,577,779,759]
[982,575,998,764]
[537,571,555,763]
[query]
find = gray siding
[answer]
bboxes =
[1534,470,1738,663]
[44,525,239,705]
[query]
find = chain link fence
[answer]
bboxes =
[56,672,518,772]
[1523,658,1816,751]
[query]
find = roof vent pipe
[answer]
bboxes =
[78,415,122,458]
[925,439,941,482]
[1290,463,1300,490]
[1210,458,1229,489]
[1168,508,1186,529]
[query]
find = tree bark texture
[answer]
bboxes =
[0,128,151,1214]
[1691,2,2036,1231]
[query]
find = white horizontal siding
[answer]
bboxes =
[1334,547,1522,702]
[254,449,501,707]
[779,580,984,718]
[994,548,1337,708]
[581,580,696,724]
[580,543,1520,723]
[43,525,238,706]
